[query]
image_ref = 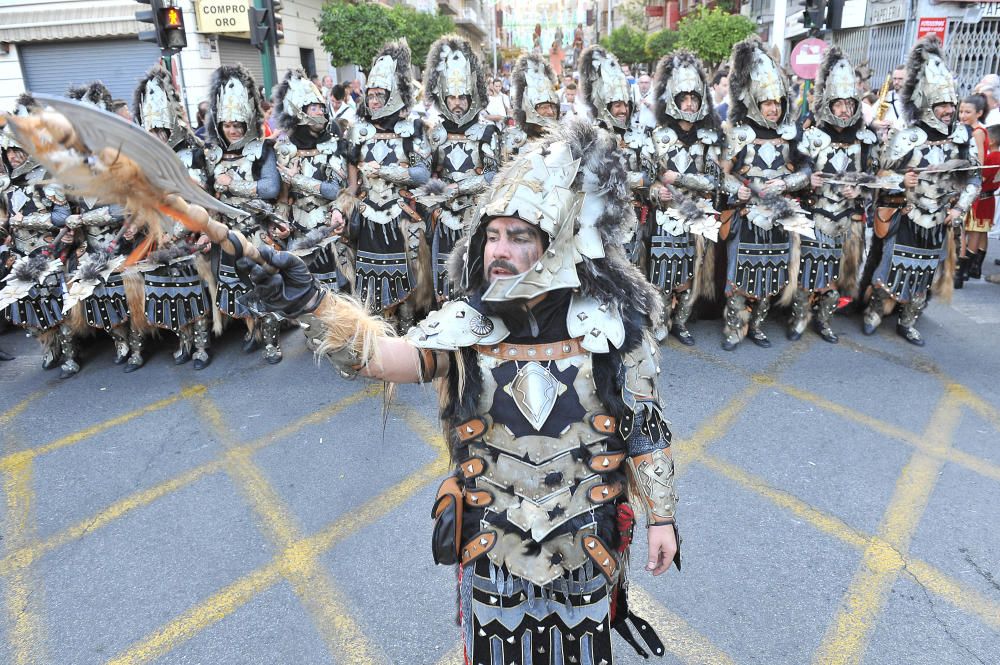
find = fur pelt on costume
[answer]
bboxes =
[902,35,943,125]
[652,49,719,132]
[131,65,201,148]
[510,53,557,126]
[205,64,263,145]
[66,82,113,110]
[422,35,488,117]
[359,40,415,120]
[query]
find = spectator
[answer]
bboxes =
[483,77,511,127]
[975,74,1000,126]
[622,64,635,87]
[349,79,362,105]
[320,74,334,98]
[959,93,990,282]
[110,99,132,122]
[328,83,357,125]
[882,64,907,129]
[634,73,655,129]
[560,83,581,119]
[712,68,730,122]
[261,100,275,138]
[194,100,209,140]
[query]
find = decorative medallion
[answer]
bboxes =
[470,314,495,337]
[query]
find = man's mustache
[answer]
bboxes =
[488,260,519,275]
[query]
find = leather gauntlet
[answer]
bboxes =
[298,310,365,378]
[627,448,677,527]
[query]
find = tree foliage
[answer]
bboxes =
[316,1,454,71]
[676,6,757,68]
[645,29,679,63]
[600,26,647,68]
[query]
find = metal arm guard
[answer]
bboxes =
[13,212,55,230]
[627,448,677,526]
[225,178,257,197]
[297,290,396,378]
[674,171,717,193]
[287,173,324,196]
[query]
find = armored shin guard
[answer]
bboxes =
[654,290,673,343]
[863,287,888,335]
[748,297,772,348]
[58,324,80,379]
[125,328,145,373]
[814,289,840,344]
[36,328,61,370]
[109,326,130,365]
[671,289,695,346]
[786,289,809,341]
[261,313,282,364]
[896,294,926,346]
[192,317,211,370]
[721,294,747,351]
[173,327,194,365]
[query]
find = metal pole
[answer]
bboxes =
[771,0,788,63]
[607,0,613,36]
[491,0,497,74]
[253,0,277,94]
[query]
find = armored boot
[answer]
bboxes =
[721,294,747,351]
[653,291,673,343]
[124,328,145,373]
[173,327,193,365]
[670,289,696,346]
[36,328,61,370]
[813,289,840,344]
[862,288,887,335]
[241,320,260,353]
[786,289,810,341]
[748,297,772,348]
[396,302,416,336]
[109,326,130,365]
[58,324,80,379]
[896,294,926,347]
[954,253,971,289]
[969,249,986,280]
[192,317,212,370]
[261,313,282,365]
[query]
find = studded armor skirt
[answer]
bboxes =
[798,228,842,292]
[648,229,696,293]
[871,216,945,302]
[355,217,411,313]
[726,217,790,299]
[216,250,254,320]
[143,258,211,331]
[4,273,64,330]
[81,272,129,330]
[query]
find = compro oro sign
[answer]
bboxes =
[195,0,250,33]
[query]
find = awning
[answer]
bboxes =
[0,1,144,43]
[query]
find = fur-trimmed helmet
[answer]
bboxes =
[579,45,632,130]
[66,81,114,111]
[813,46,862,129]
[274,68,327,131]
[902,35,959,135]
[133,65,198,149]
[728,36,791,129]
[423,34,487,127]
[363,40,415,121]
[207,63,264,151]
[1,93,40,178]
[653,49,712,125]
[511,53,560,131]
[454,120,657,324]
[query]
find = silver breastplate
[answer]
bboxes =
[740,139,797,184]
[904,139,966,229]
[811,138,865,233]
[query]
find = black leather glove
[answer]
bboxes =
[236,245,325,318]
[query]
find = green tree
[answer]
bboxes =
[645,29,679,63]
[388,5,454,71]
[600,26,647,68]
[676,6,756,68]
[316,1,396,70]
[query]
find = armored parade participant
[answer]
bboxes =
[204,64,282,361]
[791,48,875,344]
[421,35,500,301]
[346,40,431,331]
[502,53,561,162]
[647,50,723,345]
[720,37,813,351]
[131,65,215,370]
[271,67,352,346]
[862,36,981,345]
[0,95,71,369]
[580,46,656,265]
[242,121,678,665]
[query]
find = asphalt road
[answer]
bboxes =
[1,255,998,665]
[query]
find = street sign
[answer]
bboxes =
[916,17,948,45]
[195,0,250,34]
[790,37,829,80]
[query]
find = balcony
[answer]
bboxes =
[454,3,488,39]
[438,0,461,15]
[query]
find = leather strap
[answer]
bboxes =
[590,414,617,434]
[588,481,625,505]
[455,418,487,443]
[476,337,584,361]
[582,535,618,581]
[460,456,485,480]
[461,530,497,566]
[464,488,494,508]
[588,451,626,473]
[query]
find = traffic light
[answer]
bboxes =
[268,0,284,44]
[249,5,271,50]
[136,0,164,47]
[800,0,828,35]
[135,0,186,54]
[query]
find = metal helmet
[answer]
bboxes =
[728,37,791,129]
[813,47,862,129]
[66,81,114,111]
[579,46,632,130]
[1,94,40,179]
[511,53,560,131]
[423,35,487,126]
[274,68,327,131]
[133,65,196,149]
[902,35,959,135]
[208,64,263,151]
[652,49,711,124]
[363,40,415,121]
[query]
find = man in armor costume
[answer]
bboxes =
[243,121,678,665]
[421,35,501,301]
[647,50,723,346]
[580,45,656,266]
[346,40,431,332]
[132,65,215,370]
[0,95,71,369]
[502,53,561,162]
[204,64,282,360]
[791,48,876,344]
[720,37,813,351]
[271,67,353,361]
[862,36,981,346]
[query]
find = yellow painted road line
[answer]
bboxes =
[675,382,764,475]
[0,385,207,473]
[2,451,47,665]
[811,386,963,665]
[904,558,1000,631]
[0,388,46,435]
[432,641,465,665]
[629,585,738,665]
